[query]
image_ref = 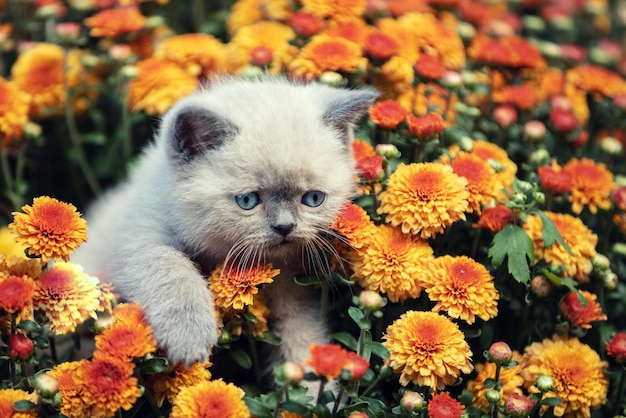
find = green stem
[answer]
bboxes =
[272,384,289,418]
[613,366,626,417]
[0,145,20,210]
[48,336,58,364]
[245,310,261,384]
[316,379,327,406]
[359,373,383,398]
[529,392,544,417]
[62,48,101,197]
[331,385,345,416]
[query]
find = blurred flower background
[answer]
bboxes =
[3,0,626,417]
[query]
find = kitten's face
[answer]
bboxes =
[163,78,377,271]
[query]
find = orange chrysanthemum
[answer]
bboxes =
[467,351,524,411]
[94,321,156,361]
[154,33,226,78]
[493,84,539,111]
[521,337,608,418]
[300,0,366,23]
[324,20,373,45]
[538,160,573,195]
[566,64,626,98]
[428,391,464,418]
[85,7,146,38]
[364,30,399,61]
[448,152,497,213]
[462,141,517,199]
[331,202,376,249]
[48,360,91,417]
[10,196,88,263]
[414,54,445,80]
[170,379,250,418]
[468,34,546,69]
[352,225,433,302]
[33,262,102,334]
[524,212,597,282]
[0,274,35,313]
[473,205,516,233]
[406,113,447,140]
[147,362,212,407]
[209,262,279,311]
[11,43,94,118]
[288,35,367,80]
[112,302,149,327]
[562,158,615,214]
[560,290,607,329]
[128,58,199,115]
[75,356,142,417]
[0,388,38,418]
[305,343,349,380]
[369,100,408,129]
[226,0,264,35]
[0,77,30,147]
[378,163,469,239]
[421,255,499,324]
[383,310,473,389]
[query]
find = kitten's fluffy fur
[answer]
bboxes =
[74,77,377,369]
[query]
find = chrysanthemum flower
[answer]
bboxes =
[406,113,447,141]
[170,379,250,418]
[521,337,608,418]
[364,30,399,61]
[448,152,497,213]
[300,0,366,23]
[154,33,226,78]
[421,255,499,324]
[209,262,279,311]
[352,225,433,302]
[94,321,156,361]
[0,227,28,260]
[538,160,573,195]
[112,302,149,327]
[11,43,94,118]
[128,58,199,115]
[305,343,349,380]
[468,34,545,69]
[222,290,270,338]
[493,84,539,111]
[559,290,607,329]
[473,205,516,233]
[383,310,473,389]
[225,0,264,35]
[0,388,38,418]
[0,274,35,313]
[288,35,367,80]
[33,262,102,334]
[414,54,445,80]
[467,351,524,411]
[369,100,408,129]
[10,196,88,263]
[468,141,517,199]
[606,333,626,363]
[562,158,614,214]
[331,202,377,249]
[524,212,597,282]
[147,361,212,407]
[428,391,464,418]
[289,11,324,38]
[378,163,469,239]
[85,7,146,38]
[0,77,30,147]
[48,360,91,417]
[566,63,626,98]
[75,356,142,417]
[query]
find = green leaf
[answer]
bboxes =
[483,378,497,389]
[13,400,37,411]
[360,396,389,418]
[348,306,365,322]
[364,341,390,360]
[293,274,322,286]
[231,349,253,369]
[244,397,272,418]
[281,400,312,415]
[331,332,358,351]
[541,397,563,406]
[256,331,282,345]
[16,319,41,332]
[137,357,168,374]
[534,210,572,254]
[542,269,585,305]
[243,311,258,324]
[488,224,534,284]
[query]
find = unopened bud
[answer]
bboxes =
[531,275,553,297]
[600,136,623,156]
[504,393,535,418]
[458,136,474,152]
[440,71,463,89]
[23,122,42,139]
[319,71,345,87]
[533,191,545,204]
[603,271,618,290]
[119,64,139,80]
[485,389,502,404]
[487,159,504,173]
[359,290,384,311]
[486,341,513,365]
[529,148,550,166]
[524,120,547,142]
[534,374,556,392]
[274,361,305,385]
[400,390,425,412]
[35,373,60,398]
[8,334,33,360]
[375,144,401,160]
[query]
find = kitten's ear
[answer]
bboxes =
[322,89,379,145]
[170,107,239,162]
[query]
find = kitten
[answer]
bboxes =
[73,77,377,370]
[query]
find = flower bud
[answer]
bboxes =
[358,290,384,311]
[494,105,517,128]
[592,253,611,272]
[250,46,273,67]
[602,271,618,290]
[516,180,534,193]
[319,71,345,87]
[375,144,401,160]
[613,242,626,257]
[485,389,502,404]
[289,11,323,38]
[54,22,81,45]
[274,361,305,385]
[534,374,556,392]
[94,314,116,332]
[504,393,535,418]
[529,148,550,166]
[108,44,134,62]
[241,65,264,79]
[144,15,165,29]
[8,334,34,360]
[533,192,545,204]
[456,21,476,42]
[524,120,547,142]
[531,275,553,297]
[440,71,463,89]
[607,332,626,363]
[348,413,368,418]
[119,64,139,80]
[219,329,233,345]
[522,15,546,34]
[600,136,623,156]
[612,186,626,211]
[486,341,513,365]
[35,373,60,398]
[343,352,369,380]
[400,390,425,412]
[512,192,527,204]
[23,122,42,139]
[487,158,504,173]
[458,136,474,152]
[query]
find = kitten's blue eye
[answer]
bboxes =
[235,192,260,210]
[301,191,326,207]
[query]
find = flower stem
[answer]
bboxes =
[316,379,327,406]
[331,385,345,416]
[613,366,626,416]
[244,311,262,384]
[0,145,21,210]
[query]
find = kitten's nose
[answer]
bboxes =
[271,223,295,237]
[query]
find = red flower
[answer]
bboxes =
[538,162,572,194]
[343,352,369,380]
[612,186,626,211]
[550,107,578,133]
[289,12,323,38]
[428,391,464,418]
[364,31,398,61]
[356,155,384,181]
[607,333,626,363]
[8,334,34,360]
[504,393,535,418]
[560,290,607,329]
[406,113,446,140]
[250,46,273,67]
[305,344,349,380]
[473,205,515,233]
[414,54,445,80]
[369,100,407,129]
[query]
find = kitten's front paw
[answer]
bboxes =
[148,293,219,367]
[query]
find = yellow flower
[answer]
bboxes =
[128,58,199,115]
[0,388,38,418]
[467,351,524,411]
[154,33,226,78]
[421,255,499,324]
[378,163,469,239]
[0,77,30,147]
[288,35,367,80]
[562,158,614,214]
[0,227,28,260]
[446,152,497,213]
[351,225,433,302]
[209,262,279,311]
[33,262,102,334]
[383,310,473,389]
[331,202,377,249]
[147,362,212,407]
[75,356,142,417]
[226,0,264,35]
[84,6,146,38]
[94,320,156,362]
[300,0,365,23]
[112,302,149,327]
[170,379,250,418]
[48,360,91,418]
[524,212,597,282]
[521,337,608,418]
[10,196,88,263]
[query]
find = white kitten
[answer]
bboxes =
[73,77,377,370]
